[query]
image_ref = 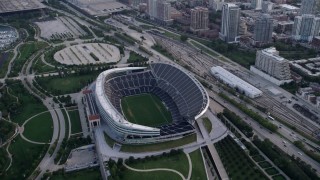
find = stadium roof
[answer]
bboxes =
[95,67,160,133]
[0,0,45,14]
[211,66,262,98]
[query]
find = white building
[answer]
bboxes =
[250,47,292,85]
[211,66,263,98]
[209,0,224,11]
[300,0,317,15]
[147,0,158,19]
[147,0,172,23]
[251,0,262,10]
[219,3,240,43]
[262,1,273,13]
[292,14,320,42]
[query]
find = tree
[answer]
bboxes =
[180,35,188,42]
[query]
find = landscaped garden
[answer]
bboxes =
[1,136,48,180]
[0,81,47,125]
[9,41,48,77]
[214,136,268,180]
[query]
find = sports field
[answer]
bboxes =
[121,93,172,127]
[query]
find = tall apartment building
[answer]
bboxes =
[157,0,171,22]
[147,0,171,23]
[254,47,291,80]
[253,14,273,45]
[190,7,209,31]
[251,0,262,10]
[262,1,273,13]
[292,14,320,42]
[219,3,240,43]
[300,0,317,15]
[147,0,157,19]
[209,0,225,11]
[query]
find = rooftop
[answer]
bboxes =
[261,47,286,61]
[0,0,45,14]
[211,66,262,96]
[279,4,299,10]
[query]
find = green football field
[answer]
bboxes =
[121,93,172,127]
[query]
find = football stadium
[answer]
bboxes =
[93,62,209,144]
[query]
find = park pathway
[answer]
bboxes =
[123,162,186,180]
[185,152,192,180]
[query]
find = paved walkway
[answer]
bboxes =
[123,162,185,180]
[197,111,229,180]
[185,152,192,180]
[41,54,55,67]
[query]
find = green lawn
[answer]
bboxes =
[1,136,48,180]
[189,149,208,180]
[127,51,147,63]
[121,133,197,153]
[122,170,182,180]
[215,136,268,180]
[202,117,212,134]
[252,155,265,162]
[50,168,101,180]
[163,30,180,41]
[4,82,47,125]
[32,57,56,74]
[272,174,286,180]
[265,167,279,175]
[121,93,172,127]
[104,132,115,147]
[258,161,272,169]
[68,110,82,134]
[128,152,189,178]
[189,41,219,57]
[36,73,99,95]
[23,112,53,143]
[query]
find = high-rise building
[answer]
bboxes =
[190,7,209,31]
[219,3,240,43]
[147,0,172,23]
[262,1,273,13]
[300,0,317,15]
[147,0,157,19]
[254,47,291,80]
[157,0,171,22]
[292,14,320,42]
[253,14,273,45]
[209,0,225,11]
[251,0,262,10]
